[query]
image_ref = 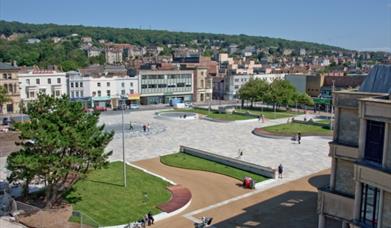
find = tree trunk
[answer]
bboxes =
[241,99,244,108]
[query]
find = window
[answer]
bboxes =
[39,89,46,94]
[97,82,101,87]
[75,82,79,88]
[57,78,61,83]
[107,90,111,96]
[121,90,125,95]
[76,91,79,97]
[7,74,11,79]
[130,89,134,94]
[26,79,30,85]
[235,79,239,82]
[97,90,101,96]
[92,91,96,96]
[177,83,185,87]
[148,84,157,88]
[29,91,35,98]
[130,82,133,87]
[107,82,110,87]
[2,73,6,79]
[121,82,125,87]
[141,85,147,89]
[364,120,385,164]
[71,82,74,88]
[158,84,167,88]
[80,91,83,97]
[71,91,74,98]
[360,184,380,227]
[80,82,83,87]
[235,85,239,89]
[48,78,51,84]
[36,78,40,84]
[55,90,60,96]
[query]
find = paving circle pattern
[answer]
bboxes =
[104,121,166,138]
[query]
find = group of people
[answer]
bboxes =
[129,122,151,132]
[137,212,154,227]
[179,114,188,119]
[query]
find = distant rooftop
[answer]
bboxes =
[359,64,391,93]
[0,62,17,70]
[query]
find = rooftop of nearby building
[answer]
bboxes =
[0,62,18,70]
[323,75,367,88]
[359,64,391,93]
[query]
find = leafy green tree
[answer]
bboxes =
[0,85,11,113]
[7,94,114,207]
[266,79,297,110]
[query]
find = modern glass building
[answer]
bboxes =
[139,70,193,105]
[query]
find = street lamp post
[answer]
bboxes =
[330,80,335,131]
[120,94,127,188]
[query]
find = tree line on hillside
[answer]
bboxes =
[0,20,342,51]
[238,79,314,110]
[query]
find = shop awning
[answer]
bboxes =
[128,93,140,100]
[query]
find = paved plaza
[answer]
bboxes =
[102,109,331,180]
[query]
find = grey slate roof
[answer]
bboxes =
[0,62,17,70]
[359,64,391,93]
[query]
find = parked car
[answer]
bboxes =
[130,104,140,110]
[94,106,107,111]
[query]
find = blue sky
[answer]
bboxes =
[0,0,390,51]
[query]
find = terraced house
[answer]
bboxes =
[0,62,20,114]
[317,65,391,228]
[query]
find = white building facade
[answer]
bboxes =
[19,70,67,102]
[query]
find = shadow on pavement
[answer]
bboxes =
[212,174,330,228]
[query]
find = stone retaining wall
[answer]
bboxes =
[180,145,276,178]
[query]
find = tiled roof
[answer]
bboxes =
[323,75,366,88]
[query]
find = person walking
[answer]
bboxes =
[297,132,301,144]
[147,211,154,225]
[143,124,146,132]
[278,164,283,178]
[147,123,150,132]
[129,121,133,130]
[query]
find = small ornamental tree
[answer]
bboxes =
[7,94,114,207]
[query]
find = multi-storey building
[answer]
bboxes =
[18,69,67,103]
[224,74,285,100]
[79,65,139,109]
[317,65,391,228]
[0,62,20,114]
[105,49,123,64]
[138,69,193,105]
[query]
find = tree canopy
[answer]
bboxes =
[238,78,314,109]
[7,94,114,207]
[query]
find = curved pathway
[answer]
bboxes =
[134,158,252,227]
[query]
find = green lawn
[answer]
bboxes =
[65,162,171,226]
[261,122,332,136]
[170,108,256,121]
[160,153,267,183]
[236,107,299,119]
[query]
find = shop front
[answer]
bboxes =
[91,96,112,110]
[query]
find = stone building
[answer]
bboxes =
[317,65,391,228]
[0,62,20,114]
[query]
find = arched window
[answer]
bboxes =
[8,83,13,93]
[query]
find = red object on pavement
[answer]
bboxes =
[243,177,252,189]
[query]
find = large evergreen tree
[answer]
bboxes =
[7,94,114,207]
